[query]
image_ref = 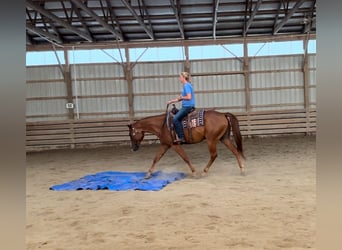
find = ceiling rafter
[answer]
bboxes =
[212,0,220,39]
[273,0,306,34]
[138,0,154,36]
[69,0,123,41]
[304,0,316,33]
[70,1,93,41]
[170,0,185,39]
[244,0,263,36]
[40,12,63,43]
[104,0,124,39]
[26,23,63,44]
[60,0,72,23]
[26,0,93,42]
[26,0,316,48]
[120,0,154,40]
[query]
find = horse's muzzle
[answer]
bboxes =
[131,144,139,151]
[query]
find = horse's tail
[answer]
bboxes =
[225,112,245,159]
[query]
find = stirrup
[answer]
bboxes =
[173,139,186,145]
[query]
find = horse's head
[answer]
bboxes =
[127,124,145,151]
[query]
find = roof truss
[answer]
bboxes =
[26,0,316,49]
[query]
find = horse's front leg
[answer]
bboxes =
[172,145,197,178]
[145,144,171,179]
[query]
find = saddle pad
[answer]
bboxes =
[182,109,205,128]
[50,170,186,191]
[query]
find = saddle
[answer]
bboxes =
[168,105,205,143]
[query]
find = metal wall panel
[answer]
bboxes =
[309,87,316,105]
[76,97,128,116]
[26,65,64,81]
[196,92,246,110]
[192,74,245,91]
[250,89,304,110]
[309,70,316,86]
[71,63,124,78]
[250,55,303,71]
[191,58,243,73]
[26,66,67,120]
[133,61,184,77]
[133,77,179,94]
[250,71,303,88]
[191,74,246,110]
[74,79,127,96]
[26,82,66,98]
[26,99,68,119]
[26,53,316,121]
[308,54,316,68]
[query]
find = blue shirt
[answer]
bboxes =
[181,82,195,107]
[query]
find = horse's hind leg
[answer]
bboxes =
[220,137,245,175]
[201,140,218,176]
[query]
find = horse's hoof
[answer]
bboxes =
[240,170,246,176]
[188,172,197,178]
[200,171,208,177]
[144,172,151,179]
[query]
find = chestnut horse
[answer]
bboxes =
[127,107,245,178]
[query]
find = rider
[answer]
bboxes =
[167,72,196,144]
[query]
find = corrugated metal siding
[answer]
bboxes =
[26,82,66,98]
[76,97,128,114]
[26,66,67,121]
[309,70,316,86]
[71,63,124,78]
[308,54,316,68]
[252,89,304,105]
[26,99,68,119]
[192,74,245,91]
[250,71,303,88]
[249,55,305,111]
[26,65,64,81]
[70,63,128,118]
[133,61,183,76]
[250,55,302,71]
[132,61,184,116]
[26,53,316,121]
[74,79,127,95]
[196,92,246,110]
[309,87,316,105]
[133,77,179,94]
[191,58,243,73]
[191,74,245,110]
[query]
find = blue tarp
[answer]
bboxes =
[50,170,186,191]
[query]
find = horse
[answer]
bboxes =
[127,106,245,179]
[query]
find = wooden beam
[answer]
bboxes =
[26,33,316,51]
[70,0,123,41]
[125,48,134,122]
[64,50,75,120]
[26,0,93,42]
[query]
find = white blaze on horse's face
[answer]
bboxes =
[129,125,144,151]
